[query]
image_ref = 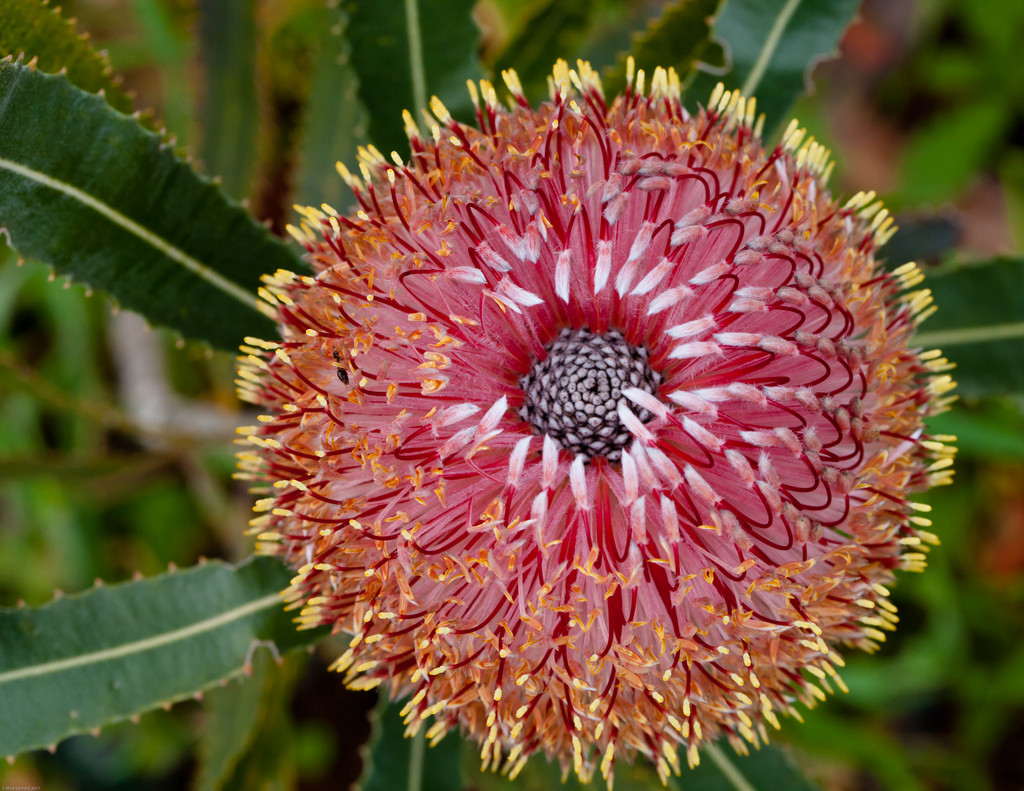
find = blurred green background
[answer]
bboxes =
[1,0,1023,789]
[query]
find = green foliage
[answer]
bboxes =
[0,0,136,117]
[914,256,1024,396]
[355,694,464,791]
[604,0,722,97]
[0,59,293,349]
[689,0,861,132]
[196,652,309,791]
[899,100,1006,209]
[490,0,597,103]
[344,0,482,157]
[0,555,327,758]
[198,0,261,199]
[292,5,367,212]
[357,692,820,791]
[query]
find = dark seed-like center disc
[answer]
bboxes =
[519,328,661,461]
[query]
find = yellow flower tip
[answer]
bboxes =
[500,68,525,99]
[429,95,453,125]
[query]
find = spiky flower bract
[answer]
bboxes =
[237,59,956,784]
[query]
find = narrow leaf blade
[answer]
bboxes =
[355,694,463,791]
[0,556,327,758]
[605,0,723,97]
[913,256,1024,396]
[0,60,298,349]
[196,652,306,791]
[689,0,861,132]
[344,0,482,157]
[292,6,367,212]
[198,0,261,199]
[0,0,136,117]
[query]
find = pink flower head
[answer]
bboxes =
[237,59,956,783]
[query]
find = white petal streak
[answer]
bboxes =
[435,403,480,429]
[646,445,682,488]
[670,224,707,247]
[727,382,766,405]
[716,332,761,348]
[570,455,589,510]
[631,442,657,488]
[623,387,667,420]
[666,314,716,339]
[446,266,486,284]
[631,257,675,296]
[660,494,681,541]
[647,286,693,315]
[725,448,756,487]
[627,222,656,264]
[669,341,722,360]
[508,436,531,486]
[555,249,572,302]
[675,204,712,228]
[667,390,719,418]
[542,434,559,489]
[496,225,528,260]
[689,261,731,285]
[477,241,512,272]
[684,464,721,505]
[530,490,548,528]
[681,416,724,452]
[496,277,543,307]
[621,448,639,503]
[617,402,654,442]
[439,426,474,456]
[614,257,640,296]
[630,496,647,544]
[594,240,612,294]
[475,396,508,437]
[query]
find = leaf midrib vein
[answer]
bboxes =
[741,0,803,98]
[404,0,427,113]
[913,321,1024,348]
[0,156,264,315]
[0,591,281,684]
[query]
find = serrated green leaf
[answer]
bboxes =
[0,0,136,117]
[196,651,305,791]
[343,0,482,157]
[688,0,861,133]
[0,60,298,349]
[604,0,723,97]
[490,0,596,104]
[464,738,818,791]
[913,256,1024,396]
[355,693,463,791]
[198,0,261,199]
[195,652,275,791]
[292,6,367,212]
[0,555,328,758]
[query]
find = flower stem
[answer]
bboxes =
[705,743,758,791]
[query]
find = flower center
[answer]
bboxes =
[519,328,661,461]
